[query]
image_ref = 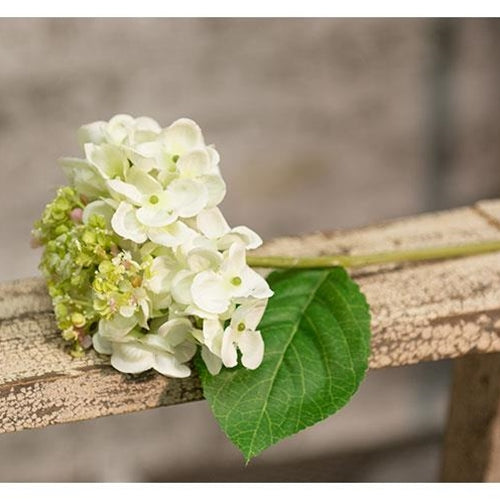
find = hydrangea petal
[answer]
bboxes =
[136,203,177,228]
[221,328,238,368]
[197,207,231,240]
[106,179,144,205]
[201,345,222,375]
[82,200,115,227]
[162,118,204,155]
[191,270,231,314]
[157,317,193,345]
[177,149,212,178]
[153,352,191,378]
[238,330,264,369]
[84,143,127,180]
[240,267,274,299]
[126,166,163,195]
[92,331,113,355]
[203,175,226,207]
[203,318,224,355]
[218,226,263,251]
[111,202,148,243]
[187,247,223,273]
[170,270,195,305]
[77,121,106,147]
[98,314,138,340]
[145,255,177,294]
[147,221,197,248]
[168,178,208,218]
[232,299,268,332]
[111,342,155,373]
[59,157,107,198]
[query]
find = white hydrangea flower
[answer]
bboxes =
[191,242,273,314]
[60,114,273,378]
[221,299,267,370]
[94,318,198,377]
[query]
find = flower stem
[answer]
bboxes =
[246,240,500,269]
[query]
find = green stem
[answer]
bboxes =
[246,240,500,269]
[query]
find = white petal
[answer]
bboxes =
[111,342,155,374]
[196,207,230,240]
[218,226,263,251]
[126,166,163,195]
[136,194,178,227]
[82,200,115,227]
[183,304,220,320]
[106,179,144,205]
[170,270,195,305]
[221,242,247,277]
[206,145,220,171]
[150,291,172,311]
[92,332,112,355]
[98,314,138,340]
[157,317,193,346]
[238,330,265,370]
[173,340,197,363]
[105,114,135,144]
[202,319,224,355]
[232,299,268,331]
[77,121,106,146]
[119,305,136,317]
[153,352,191,378]
[145,255,176,294]
[133,116,161,135]
[147,221,197,248]
[84,143,127,180]
[187,247,223,273]
[221,327,238,368]
[202,174,226,207]
[201,345,222,375]
[191,271,231,314]
[59,157,106,198]
[240,267,274,299]
[168,178,208,218]
[111,202,147,243]
[162,118,204,155]
[177,149,212,178]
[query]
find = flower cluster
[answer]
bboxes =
[33,115,273,376]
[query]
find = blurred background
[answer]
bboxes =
[0,18,499,482]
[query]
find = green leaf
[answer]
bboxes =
[196,267,371,461]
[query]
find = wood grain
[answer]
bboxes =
[1,200,500,434]
[441,352,500,482]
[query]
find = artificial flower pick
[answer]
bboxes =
[34,114,500,461]
[33,115,272,379]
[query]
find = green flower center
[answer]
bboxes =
[149,194,159,205]
[172,154,180,163]
[231,276,242,286]
[237,322,245,332]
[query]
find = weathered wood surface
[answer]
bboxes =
[1,199,500,434]
[441,352,500,482]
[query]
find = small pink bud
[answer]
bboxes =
[109,298,117,312]
[70,208,83,223]
[80,335,93,350]
[30,235,42,249]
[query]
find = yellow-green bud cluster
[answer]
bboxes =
[92,252,147,319]
[32,187,83,245]
[33,189,121,355]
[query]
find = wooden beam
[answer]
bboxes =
[441,352,500,481]
[1,200,500,434]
